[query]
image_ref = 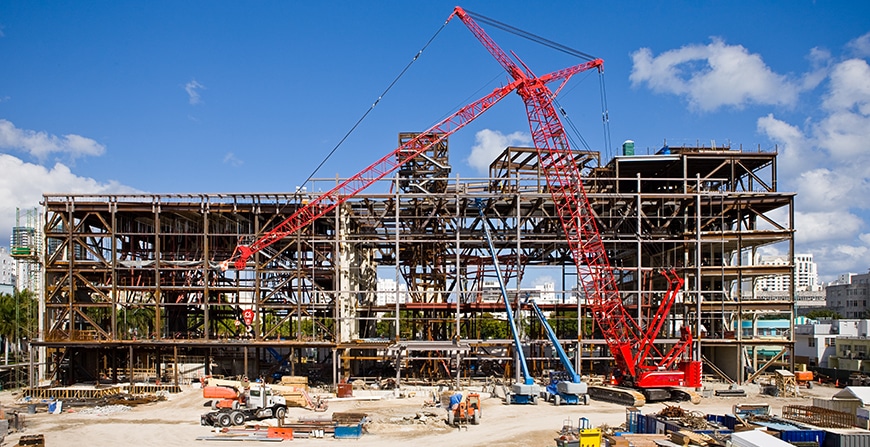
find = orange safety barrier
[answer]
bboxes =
[267,427,293,440]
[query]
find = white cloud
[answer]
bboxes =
[185,80,206,105]
[822,59,870,114]
[636,35,870,281]
[0,119,105,160]
[802,47,832,91]
[810,242,869,278]
[467,129,531,174]
[847,32,870,58]
[757,113,812,176]
[794,210,864,244]
[223,152,243,167]
[795,169,869,212]
[531,275,555,288]
[757,55,870,281]
[0,153,140,244]
[630,38,814,112]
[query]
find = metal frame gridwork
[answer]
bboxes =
[35,143,793,388]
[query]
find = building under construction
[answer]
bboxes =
[29,138,794,389]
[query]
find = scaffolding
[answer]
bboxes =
[12,207,43,295]
[34,141,794,388]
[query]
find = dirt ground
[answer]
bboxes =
[0,381,841,447]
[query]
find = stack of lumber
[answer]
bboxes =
[670,429,726,446]
[271,376,312,408]
[604,433,668,447]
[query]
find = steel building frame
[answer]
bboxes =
[34,143,793,388]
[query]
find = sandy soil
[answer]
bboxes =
[0,382,840,447]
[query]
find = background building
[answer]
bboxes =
[0,247,15,295]
[755,253,820,292]
[794,319,864,368]
[827,271,870,318]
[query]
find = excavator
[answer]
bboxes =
[221,6,701,408]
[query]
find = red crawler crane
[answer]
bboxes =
[450,7,700,405]
[224,6,701,405]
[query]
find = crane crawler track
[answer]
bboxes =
[588,385,646,407]
[669,388,702,405]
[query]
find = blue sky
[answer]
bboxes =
[0,1,868,282]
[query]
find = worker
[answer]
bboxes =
[448,392,463,411]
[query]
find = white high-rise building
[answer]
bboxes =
[755,253,820,292]
[376,278,409,306]
[0,247,15,295]
[795,254,821,291]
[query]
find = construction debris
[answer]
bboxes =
[555,417,601,447]
[656,405,710,430]
[17,434,44,447]
[75,405,132,416]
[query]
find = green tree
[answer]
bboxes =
[806,309,842,320]
[375,312,414,339]
[476,313,510,340]
[0,290,38,363]
[118,306,155,339]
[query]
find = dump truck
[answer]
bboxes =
[200,382,288,427]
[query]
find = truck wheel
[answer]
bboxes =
[217,413,232,427]
[583,394,590,405]
[554,395,561,406]
[472,409,480,425]
[231,411,245,426]
[447,411,454,426]
[275,406,286,421]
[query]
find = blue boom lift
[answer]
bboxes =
[476,199,540,404]
[527,299,590,405]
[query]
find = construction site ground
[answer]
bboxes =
[0,381,841,446]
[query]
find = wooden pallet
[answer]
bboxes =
[18,434,45,447]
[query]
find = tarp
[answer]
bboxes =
[834,386,870,405]
[730,429,794,447]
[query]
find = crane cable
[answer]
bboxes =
[465,8,614,163]
[296,18,451,196]
[463,9,597,61]
[599,73,613,162]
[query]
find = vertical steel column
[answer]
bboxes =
[203,197,210,340]
[154,197,161,340]
[173,345,179,387]
[635,174,643,330]
[455,176,462,390]
[110,199,118,340]
[789,196,796,373]
[695,175,703,362]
